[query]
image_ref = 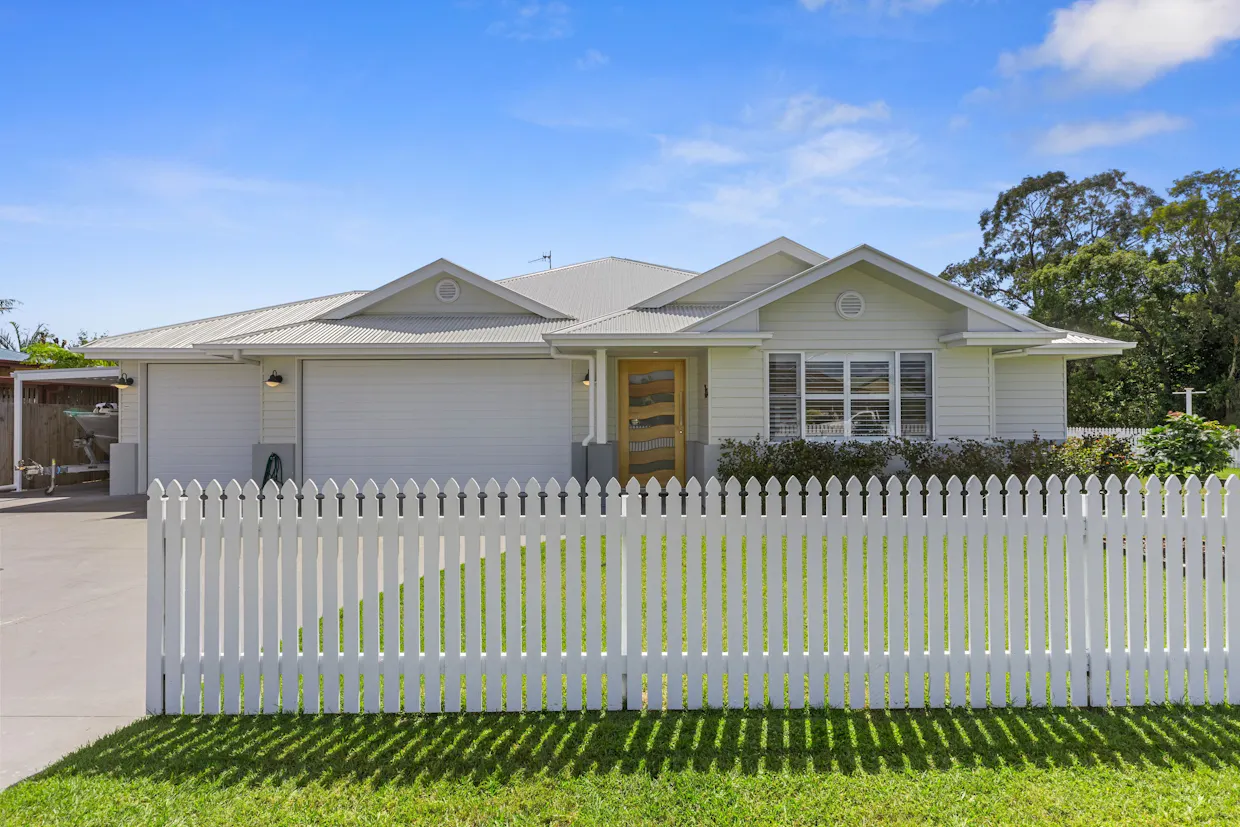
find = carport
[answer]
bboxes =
[6,365,121,493]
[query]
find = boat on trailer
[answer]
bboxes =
[15,402,117,494]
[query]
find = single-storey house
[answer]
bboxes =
[80,238,1132,494]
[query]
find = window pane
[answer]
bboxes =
[899,352,933,437]
[768,354,801,440]
[900,399,930,437]
[768,354,799,396]
[769,398,801,440]
[850,359,891,395]
[805,360,844,395]
[899,353,931,396]
[806,400,846,437]
[851,399,891,436]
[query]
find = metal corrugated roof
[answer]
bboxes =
[0,348,29,362]
[498,257,696,320]
[85,291,367,350]
[1052,330,1130,345]
[204,315,566,345]
[551,304,732,335]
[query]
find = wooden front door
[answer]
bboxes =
[618,359,685,486]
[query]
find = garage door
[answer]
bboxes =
[302,359,571,484]
[147,364,261,485]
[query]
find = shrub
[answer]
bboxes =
[716,433,1137,486]
[895,438,1008,482]
[1135,413,1240,479]
[1057,434,1136,479]
[716,437,893,485]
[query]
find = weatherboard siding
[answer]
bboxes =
[678,252,812,304]
[360,277,528,315]
[708,347,765,442]
[118,360,141,444]
[261,357,297,444]
[571,358,590,443]
[758,265,955,351]
[935,348,992,439]
[995,355,1067,440]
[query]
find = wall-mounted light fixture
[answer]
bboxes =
[111,373,135,390]
[265,371,284,387]
[582,370,590,387]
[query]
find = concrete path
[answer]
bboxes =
[0,483,147,789]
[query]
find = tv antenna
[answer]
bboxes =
[529,250,551,270]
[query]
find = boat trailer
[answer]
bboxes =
[15,402,117,495]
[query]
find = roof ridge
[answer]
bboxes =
[497,257,617,283]
[610,257,698,276]
[87,290,367,345]
[497,256,696,283]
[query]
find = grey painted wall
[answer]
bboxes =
[582,442,618,485]
[110,443,139,496]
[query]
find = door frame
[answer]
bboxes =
[617,358,686,485]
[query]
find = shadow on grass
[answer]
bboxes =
[37,705,1240,788]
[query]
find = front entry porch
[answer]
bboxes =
[561,346,715,487]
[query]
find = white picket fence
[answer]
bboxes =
[1067,427,1240,466]
[146,473,1239,716]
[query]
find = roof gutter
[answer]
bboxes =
[549,345,595,447]
[543,333,771,348]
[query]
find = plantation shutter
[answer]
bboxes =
[768,354,801,440]
[805,358,845,437]
[898,353,933,438]
[849,358,893,437]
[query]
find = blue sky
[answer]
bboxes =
[2,0,1239,338]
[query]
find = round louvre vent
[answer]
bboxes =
[435,278,461,303]
[836,290,865,319]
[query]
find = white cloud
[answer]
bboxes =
[830,186,989,210]
[487,2,571,41]
[961,85,997,106]
[97,159,289,199]
[684,183,782,225]
[1003,0,1240,89]
[653,93,919,225]
[663,138,748,165]
[1035,111,1190,154]
[948,114,970,132]
[779,93,890,130]
[788,129,898,181]
[576,48,609,70]
[800,0,948,13]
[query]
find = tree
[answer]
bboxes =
[0,320,50,352]
[942,170,1161,317]
[0,299,13,315]
[1143,169,1240,422]
[943,168,1240,425]
[21,340,111,369]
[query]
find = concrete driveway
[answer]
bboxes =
[0,483,148,789]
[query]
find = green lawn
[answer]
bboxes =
[6,538,1239,825]
[3,705,1240,825]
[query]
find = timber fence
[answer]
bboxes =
[146,473,1238,715]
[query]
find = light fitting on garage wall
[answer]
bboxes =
[265,371,284,387]
[111,373,135,389]
[582,370,590,386]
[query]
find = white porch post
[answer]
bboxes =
[12,371,23,492]
[595,348,608,444]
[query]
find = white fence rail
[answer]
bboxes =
[1068,427,1240,466]
[146,474,1238,715]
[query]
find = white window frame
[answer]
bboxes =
[765,350,936,441]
